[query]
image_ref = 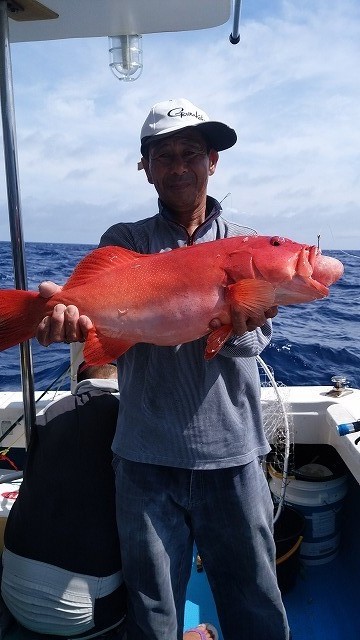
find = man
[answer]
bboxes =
[36,98,289,640]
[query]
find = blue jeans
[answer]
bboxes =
[114,457,289,640]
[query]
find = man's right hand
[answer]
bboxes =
[36,281,93,347]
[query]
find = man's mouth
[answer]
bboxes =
[168,180,193,190]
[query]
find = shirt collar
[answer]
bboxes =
[159,195,221,225]
[158,196,222,241]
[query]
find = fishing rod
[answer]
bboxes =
[0,361,71,447]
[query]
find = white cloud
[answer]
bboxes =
[0,0,359,248]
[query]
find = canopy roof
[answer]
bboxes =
[7,0,231,42]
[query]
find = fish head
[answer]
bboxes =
[225,236,344,305]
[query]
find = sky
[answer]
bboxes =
[0,0,359,249]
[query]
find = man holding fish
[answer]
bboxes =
[35,98,293,640]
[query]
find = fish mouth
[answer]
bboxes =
[273,245,344,305]
[311,250,344,287]
[295,246,328,297]
[295,245,317,277]
[296,245,344,287]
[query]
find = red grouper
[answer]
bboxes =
[0,235,344,365]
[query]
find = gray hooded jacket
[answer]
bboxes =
[100,197,271,469]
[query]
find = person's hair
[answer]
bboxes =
[77,362,117,383]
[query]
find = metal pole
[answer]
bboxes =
[0,0,36,445]
[230,0,242,44]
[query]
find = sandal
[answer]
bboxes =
[185,623,219,640]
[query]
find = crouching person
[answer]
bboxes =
[1,362,126,639]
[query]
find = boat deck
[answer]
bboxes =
[2,476,358,640]
[185,473,360,640]
[186,540,360,639]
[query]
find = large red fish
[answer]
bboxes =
[0,235,343,365]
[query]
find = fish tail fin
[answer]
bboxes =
[0,289,45,351]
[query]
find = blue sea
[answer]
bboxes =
[0,241,359,391]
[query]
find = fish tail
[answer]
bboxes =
[0,289,46,351]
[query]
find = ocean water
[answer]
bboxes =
[0,241,359,391]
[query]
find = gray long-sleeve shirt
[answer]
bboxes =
[100,197,271,469]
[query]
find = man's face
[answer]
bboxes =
[142,129,218,213]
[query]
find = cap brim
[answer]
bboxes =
[197,121,237,151]
[141,121,237,156]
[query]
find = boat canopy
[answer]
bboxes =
[7,0,232,42]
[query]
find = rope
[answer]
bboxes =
[276,536,304,566]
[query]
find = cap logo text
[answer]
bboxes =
[167,108,206,122]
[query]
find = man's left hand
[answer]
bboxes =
[232,305,278,335]
[209,306,278,336]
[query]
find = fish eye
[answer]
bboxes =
[270,236,285,247]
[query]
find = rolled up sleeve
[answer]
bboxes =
[220,319,272,358]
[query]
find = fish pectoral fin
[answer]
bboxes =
[205,324,234,360]
[226,279,275,316]
[83,327,134,365]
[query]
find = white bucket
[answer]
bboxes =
[269,470,348,565]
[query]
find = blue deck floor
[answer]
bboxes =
[185,475,360,640]
[184,546,360,640]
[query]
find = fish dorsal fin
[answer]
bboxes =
[205,324,233,360]
[226,279,275,316]
[83,327,134,365]
[63,246,142,290]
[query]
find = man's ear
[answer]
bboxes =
[141,157,154,184]
[208,149,219,176]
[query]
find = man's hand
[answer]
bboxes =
[232,305,278,335]
[36,281,93,347]
[209,306,278,336]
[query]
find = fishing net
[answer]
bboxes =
[256,356,295,522]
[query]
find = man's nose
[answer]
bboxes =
[169,153,188,174]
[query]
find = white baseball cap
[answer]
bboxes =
[140,98,237,156]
